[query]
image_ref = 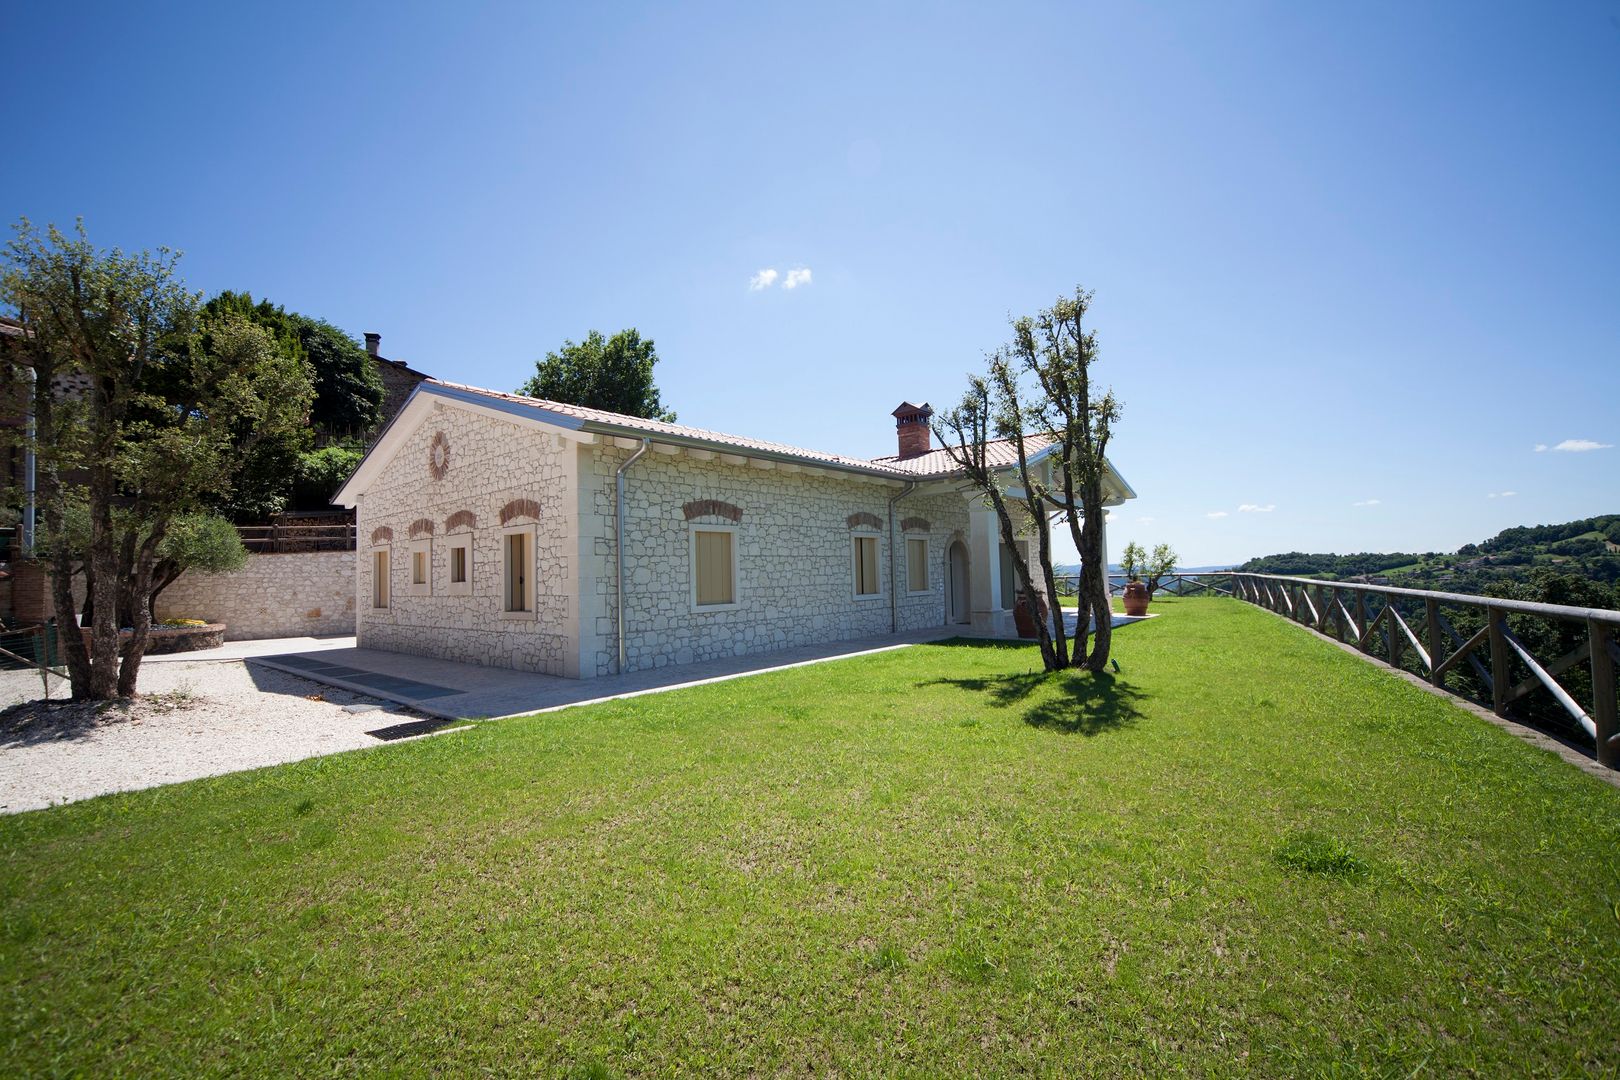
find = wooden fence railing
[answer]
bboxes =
[1054,572,1236,598]
[1230,572,1620,769]
[235,522,357,553]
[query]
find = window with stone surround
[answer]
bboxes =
[906,537,930,594]
[408,539,432,596]
[371,548,391,609]
[852,534,882,599]
[446,535,472,597]
[501,525,535,617]
[690,524,738,610]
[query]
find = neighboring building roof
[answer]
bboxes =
[337,378,1136,504]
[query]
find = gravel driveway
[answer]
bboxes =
[0,660,453,814]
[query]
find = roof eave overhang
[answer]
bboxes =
[333,383,917,505]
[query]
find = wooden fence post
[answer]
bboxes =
[1488,607,1510,717]
[1591,619,1617,769]
[1355,591,1370,654]
[1389,600,1404,670]
[1426,597,1443,688]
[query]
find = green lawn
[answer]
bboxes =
[4,599,1619,1075]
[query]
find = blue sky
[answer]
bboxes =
[4,1,1616,566]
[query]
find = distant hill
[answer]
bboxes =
[1237,514,1620,594]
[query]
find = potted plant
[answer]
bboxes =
[1013,588,1049,639]
[1120,541,1151,616]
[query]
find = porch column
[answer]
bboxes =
[969,507,1011,635]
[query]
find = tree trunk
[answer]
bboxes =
[117,523,167,697]
[1079,481,1112,673]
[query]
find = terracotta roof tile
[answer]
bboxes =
[429,380,909,475]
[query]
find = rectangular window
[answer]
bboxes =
[693,528,736,607]
[503,529,532,613]
[907,537,929,593]
[449,543,468,587]
[408,539,432,596]
[371,549,390,609]
[853,535,880,597]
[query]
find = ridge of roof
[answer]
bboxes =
[426,379,918,476]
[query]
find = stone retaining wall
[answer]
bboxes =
[154,551,355,641]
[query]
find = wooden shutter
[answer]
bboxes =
[696,530,734,605]
[908,538,928,592]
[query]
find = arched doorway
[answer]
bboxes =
[947,541,970,624]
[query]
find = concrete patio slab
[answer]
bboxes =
[248,614,1150,721]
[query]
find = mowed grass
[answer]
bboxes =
[4,600,1620,1076]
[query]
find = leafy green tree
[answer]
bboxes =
[292,445,364,508]
[203,291,384,440]
[936,287,1122,674]
[149,514,248,616]
[518,329,676,421]
[291,314,384,436]
[1146,543,1178,597]
[3,221,309,699]
[1120,541,1146,581]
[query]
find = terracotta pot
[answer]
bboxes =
[1013,591,1049,639]
[1122,581,1150,616]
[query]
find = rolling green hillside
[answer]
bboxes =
[1238,514,1620,597]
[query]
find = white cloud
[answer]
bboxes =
[1206,511,1229,519]
[1488,491,1517,499]
[748,268,779,291]
[1238,503,1276,513]
[1353,498,1381,507]
[782,267,813,289]
[1537,438,1612,453]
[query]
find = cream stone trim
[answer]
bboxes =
[444,531,473,597]
[408,538,433,596]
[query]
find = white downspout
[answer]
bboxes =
[886,481,917,633]
[615,438,652,674]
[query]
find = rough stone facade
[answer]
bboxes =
[342,399,1054,680]
[585,444,971,676]
[354,404,578,675]
[154,551,355,640]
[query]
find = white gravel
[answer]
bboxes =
[0,660,450,814]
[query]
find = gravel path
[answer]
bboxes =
[0,660,450,814]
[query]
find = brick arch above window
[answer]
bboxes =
[370,526,394,546]
[900,516,932,533]
[683,499,743,523]
[408,517,435,538]
[499,498,541,525]
[846,511,883,531]
[444,509,477,533]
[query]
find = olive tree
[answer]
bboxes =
[2,220,310,699]
[936,286,1123,673]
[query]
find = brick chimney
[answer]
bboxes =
[892,401,933,459]
[364,332,381,357]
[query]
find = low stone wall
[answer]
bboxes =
[154,551,355,641]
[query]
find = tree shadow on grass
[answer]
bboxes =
[920,642,1147,735]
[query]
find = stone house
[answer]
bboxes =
[333,380,1135,678]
